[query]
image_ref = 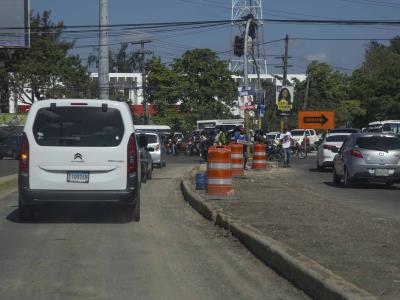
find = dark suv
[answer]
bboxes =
[0,135,21,160]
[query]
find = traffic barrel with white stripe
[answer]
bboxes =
[206,146,234,196]
[228,142,244,177]
[252,143,267,170]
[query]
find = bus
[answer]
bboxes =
[134,125,172,138]
[196,119,244,132]
[367,120,400,135]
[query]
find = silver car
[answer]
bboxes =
[332,133,400,187]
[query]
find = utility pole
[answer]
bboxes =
[303,73,310,109]
[275,35,291,131]
[99,0,109,99]
[283,34,289,86]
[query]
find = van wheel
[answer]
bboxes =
[133,196,140,222]
[18,197,34,221]
[162,160,166,167]
[120,196,140,222]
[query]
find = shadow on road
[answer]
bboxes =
[309,167,332,173]
[323,181,400,190]
[6,204,132,224]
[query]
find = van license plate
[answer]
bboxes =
[375,169,389,176]
[67,171,89,183]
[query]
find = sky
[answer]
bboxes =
[27,0,400,74]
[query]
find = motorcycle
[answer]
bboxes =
[266,144,284,162]
[185,139,199,156]
[292,139,311,159]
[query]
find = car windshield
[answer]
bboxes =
[266,134,277,139]
[146,134,158,144]
[291,130,304,136]
[356,136,400,151]
[32,107,124,147]
[326,135,348,142]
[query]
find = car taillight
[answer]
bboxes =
[127,134,137,173]
[156,144,160,151]
[351,149,363,158]
[19,133,29,174]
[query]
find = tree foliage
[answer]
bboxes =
[349,37,400,126]
[144,49,237,131]
[293,37,400,128]
[0,10,96,104]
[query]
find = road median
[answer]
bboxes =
[0,174,18,193]
[181,166,383,300]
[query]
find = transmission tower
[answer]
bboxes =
[230,0,267,80]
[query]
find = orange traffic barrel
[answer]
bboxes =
[252,143,267,170]
[228,142,244,177]
[207,146,234,196]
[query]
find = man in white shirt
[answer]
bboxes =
[279,127,292,167]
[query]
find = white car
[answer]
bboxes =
[145,132,167,167]
[291,129,319,148]
[316,133,351,170]
[265,131,280,145]
[18,99,141,221]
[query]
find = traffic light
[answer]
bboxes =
[234,36,244,57]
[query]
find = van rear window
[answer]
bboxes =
[146,134,158,144]
[32,107,124,147]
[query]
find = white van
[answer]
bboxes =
[18,99,141,221]
[367,120,400,134]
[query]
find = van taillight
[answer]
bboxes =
[20,133,29,174]
[127,134,137,173]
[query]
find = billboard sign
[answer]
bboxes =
[0,0,30,48]
[276,86,294,116]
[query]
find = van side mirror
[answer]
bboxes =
[139,135,148,148]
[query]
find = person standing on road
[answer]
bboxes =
[280,127,292,168]
[237,128,249,169]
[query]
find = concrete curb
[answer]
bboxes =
[181,175,377,300]
[0,174,17,193]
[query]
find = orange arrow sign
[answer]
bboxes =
[298,111,335,129]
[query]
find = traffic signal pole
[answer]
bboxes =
[244,18,252,157]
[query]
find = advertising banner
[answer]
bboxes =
[276,86,294,116]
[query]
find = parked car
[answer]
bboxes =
[0,135,21,159]
[145,132,167,167]
[137,134,153,183]
[332,133,400,187]
[265,131,280,145]
[291,129,319,148]
[18,99,141,221]
[316,133,351,170]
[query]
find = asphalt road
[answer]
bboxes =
[0,159,18,177]
[0,155,308,300]
[290,153,400,221]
